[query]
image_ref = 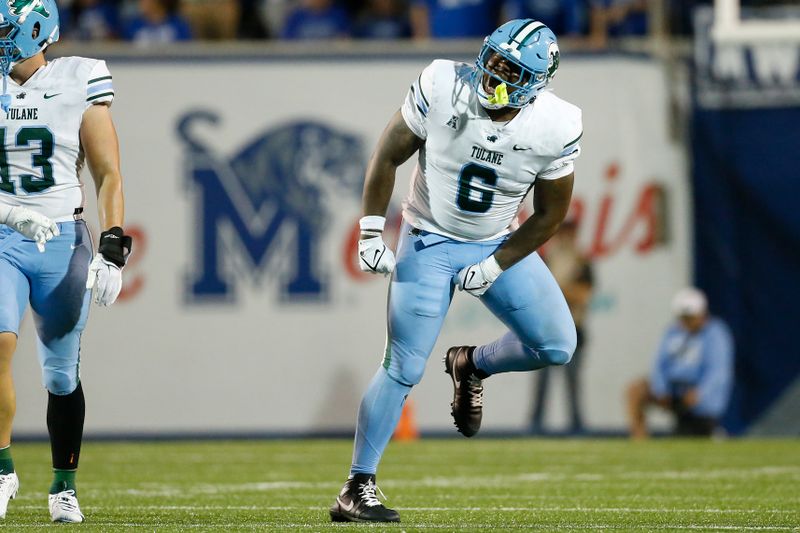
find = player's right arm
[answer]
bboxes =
[362,110,424,220]
[358,111,424,276]
[0,204,59,252]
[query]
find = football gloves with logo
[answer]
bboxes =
[456,255,504,297]
[358,216,395,276]
[86,227,132,306]
[0,204,59,252]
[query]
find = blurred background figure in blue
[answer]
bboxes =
[60,0,122,40]
[626,288,734,439]
[531,218,594,435]
[281,0,351,40]
[503,0,588,37]
[353,0,411,39]
[410,0,500,39]
[588,0,648,48]
[123,0,193,44]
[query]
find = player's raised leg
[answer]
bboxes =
[448,250,576,437]
[30,222,92,523]
[331,227,455,523]
[475,251,577,374]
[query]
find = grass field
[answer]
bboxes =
[3,438,798,531]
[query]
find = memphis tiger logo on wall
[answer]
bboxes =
[177,111,365,303]
[8,0,50,18]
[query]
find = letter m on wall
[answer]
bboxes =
[185,152,325,303]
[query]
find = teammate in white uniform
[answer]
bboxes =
[330,19,582,523]
[0,0,132,523]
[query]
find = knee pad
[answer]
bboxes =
[43,368,79,396]
[540,348,573,366]
[386,352,427,386]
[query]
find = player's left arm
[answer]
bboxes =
[81,103,131,306]
[494,174,574,269]
[82,103,124,230]
[456,174,574,296]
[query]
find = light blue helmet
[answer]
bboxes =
[0,0,59,111]
[0,0,60,71]
[473,19,560,109]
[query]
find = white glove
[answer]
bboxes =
[357,215,396,276]
[0,205,59,252]
[456,255,504,297]
[86,255,123,306]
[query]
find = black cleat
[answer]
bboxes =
[329,474,400,523]
[444,346,484,437]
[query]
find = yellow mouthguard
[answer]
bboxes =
[488,82,509,106]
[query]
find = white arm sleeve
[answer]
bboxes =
[400,62,435,140]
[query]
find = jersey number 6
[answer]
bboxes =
[457,162,497,213]
[0,127,55,195]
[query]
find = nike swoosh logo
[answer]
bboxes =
[337,497,354,512]
[70,244,79,250]
[44,93,62,99]
[466,271,476,287]
[513,145,531,151]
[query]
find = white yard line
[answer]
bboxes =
[8,504,799,514]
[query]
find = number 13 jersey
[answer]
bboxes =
[0,57,114,222]
[400,59,582,242]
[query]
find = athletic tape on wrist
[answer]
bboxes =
[359,215,386,233]
[483,255,504,280]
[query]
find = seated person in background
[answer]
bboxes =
[410,0,500,39]
[353,0,410,39]
[123,0,192,44]
[281,0,350,40]
[626,287,734,439]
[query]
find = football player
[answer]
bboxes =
[0,0,132,523]
[330,19,582,523]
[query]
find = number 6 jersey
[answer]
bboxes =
[0,56,114,221]
[400,59,582,242]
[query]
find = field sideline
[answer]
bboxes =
[3,438,798,531]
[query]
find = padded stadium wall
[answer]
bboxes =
[692,8,800,435]
[11,48,689,437]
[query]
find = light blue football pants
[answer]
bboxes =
[350,223,576,475]
[0,221,92,395]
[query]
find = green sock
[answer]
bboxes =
[0,446,13,475]
[50,469,77,494]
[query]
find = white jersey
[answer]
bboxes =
[0,56,114,222]
[400,59,582,241]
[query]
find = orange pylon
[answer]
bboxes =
[393,399,420,441]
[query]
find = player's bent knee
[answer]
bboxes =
[541,348,572,366]
[43,370,79,396]
[387,355,427,386]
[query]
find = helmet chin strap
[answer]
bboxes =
[0,57,11,113]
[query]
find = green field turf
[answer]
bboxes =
[2,438,798,531]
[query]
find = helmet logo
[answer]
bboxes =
[8,0,49,18]
[547,43,560,79]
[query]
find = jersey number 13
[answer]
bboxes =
[0,127,55,194]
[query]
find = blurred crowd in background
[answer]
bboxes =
[59,0,789,48]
